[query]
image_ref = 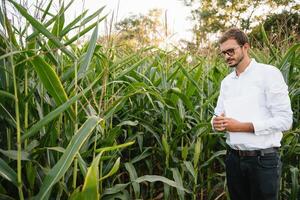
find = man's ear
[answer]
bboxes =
[244,43,250,50]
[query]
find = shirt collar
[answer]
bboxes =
[230,58,256,79]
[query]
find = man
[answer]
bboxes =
[212,28,293,200]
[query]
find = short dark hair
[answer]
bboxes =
[219,28,249,46]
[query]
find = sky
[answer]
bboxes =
[67,0,195,44]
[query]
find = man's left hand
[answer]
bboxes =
[223,117,254,133]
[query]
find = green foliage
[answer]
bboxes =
[0,1,299,200]
[249,11,300,48]
[182,0,299,47]
[36,117,101,199]
[114,9,165,48]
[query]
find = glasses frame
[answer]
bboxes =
[220,45,243,57]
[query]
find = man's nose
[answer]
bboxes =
[224,53,231,59]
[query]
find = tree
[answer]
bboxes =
[114,9,165,49]
[182,0,299,47]
[249,11,300,48]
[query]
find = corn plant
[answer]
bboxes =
[0,1,299,200]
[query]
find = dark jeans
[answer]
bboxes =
[225,149,282,200]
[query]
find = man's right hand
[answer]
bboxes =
[212,113,226,132]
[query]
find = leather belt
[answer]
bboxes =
[228,147,279,157]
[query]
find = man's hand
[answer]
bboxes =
[213,114,254,133]
[212,113,226,131]
[223,118,244,132]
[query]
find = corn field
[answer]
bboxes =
[0,1,299,200]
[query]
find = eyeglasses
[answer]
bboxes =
[220,45,243,57]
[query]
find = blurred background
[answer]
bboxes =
[0,0,299,199]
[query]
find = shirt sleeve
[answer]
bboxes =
[211,82,226,130]
[252,68,293,135]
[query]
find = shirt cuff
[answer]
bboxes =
[252,120,267,135]
[211,116,216,131]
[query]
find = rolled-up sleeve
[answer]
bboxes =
[211,82,226,130]
[214,82,226,116]
[252,68,293,135]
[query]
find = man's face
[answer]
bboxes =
[219,39,244,68]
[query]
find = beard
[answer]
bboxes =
[227,53,244,68]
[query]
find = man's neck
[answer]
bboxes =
[235,57,251,76]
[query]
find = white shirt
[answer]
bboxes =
[213,59,293,150]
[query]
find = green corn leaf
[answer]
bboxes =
[171,168,185,200]
[279,44,300,69]
[0,149,30,161]
[72,141,135,198]
[250,49,269,64]
[140,124,163,153]
[162,134,170,155]
[29,54,68,105]
[8,0,76,60]
[181,144,188,161]
[102,190,131,200]
[193,138,201,168]
[200,150,226,169]
[278,43,300,84]
[4,13,18,47]
[95,141,135,153]
[0,90,15,100]
[164,184,170,200]
[80,6,106,25]
[102,95,127,119]
[184,161,196,179]
[78,24,98,77]
[64,21,97,45]
[99,157,121,181]
[49,3,65,42]
[115,57,147,79]
[46,147,65,153]
[21,70,104,141]
[290,167,299,200]
[125,162,140,198]
[79,153,102,200]
[64,16,105,46]
[0,158,18,186]
[260,24,278,60]
[0,194,15,200]
[168,87,193,111]
[28,54,74,120]
[178,63,203,97]
[25,140,40,152]
[61,6,105,46]
[25,162,36,190]
[35,39,60,66]
[59,10,88,37]
[77,153,87,177]
[177,99,185,121]
[28,0,74,38]
[0,50,23,61]
[103,183,130,195]
[110,53,139,71]
[130,148,151,164]
[167,63,181,82]
[117,120,139,127]
[134,175,190,194]
[21,74,102,141]
[63,0,76,12]
[0,5,4,27]
[27,2,58,40]
[69,187,82,200]
[187,63,203,97]
[41,0,53,21]
[36,116,101,200]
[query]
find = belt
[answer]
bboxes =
[228,147,279,157]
